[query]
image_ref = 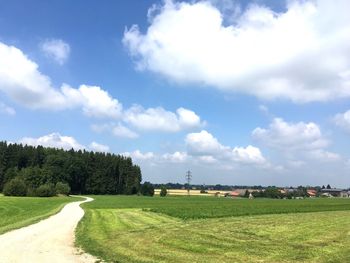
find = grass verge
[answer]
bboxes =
[0,195,81,234]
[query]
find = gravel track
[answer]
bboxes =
[0,196,97,263]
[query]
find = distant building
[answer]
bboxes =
[307,190,317,197]
[321,189,349,197]
[226,191,241,198]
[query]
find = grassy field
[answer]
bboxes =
[82,195,350,219]
[0,195,80,234]
[77,195,350,262]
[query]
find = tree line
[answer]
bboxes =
[0,141,142,196]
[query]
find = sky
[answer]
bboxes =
[0,0,350,187]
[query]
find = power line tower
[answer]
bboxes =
[186,170,192,196]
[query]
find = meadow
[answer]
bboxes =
[0,195,80,234]
[76,195,350,262]
[81,195,350,219]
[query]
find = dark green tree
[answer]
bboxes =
[140,182,155,196]
[160,185,167,197]
[55,182,71,195]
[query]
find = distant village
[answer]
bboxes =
[153,183,350,198]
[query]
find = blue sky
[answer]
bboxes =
[1,0,350,187]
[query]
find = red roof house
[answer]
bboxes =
[228,191,241,197]
[307,190,317,197]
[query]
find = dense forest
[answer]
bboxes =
[0,141,142,195]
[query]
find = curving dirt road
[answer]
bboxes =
[0,196,97,263]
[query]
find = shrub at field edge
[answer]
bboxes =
[3,178,27,196]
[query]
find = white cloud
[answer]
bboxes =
[307,149,340,161]
[198,155,217,164]
[20,133,85,150]
[122,150,155,160]
[89,141,110,153]
[186,130,226,156]
[124,130,272,173]
[231,145,266,164]
[124,0,350,103]
[186,130,266,165]
[177,107,203,129]
[252,118,328,151]
[1,41,204,133]
[89,105,203,136]
[0,102,15,115]
[0,42,68,109]
[252,118,340,162]
[0,41,121,118]
[89,104,203,136]
[90,122,139,139]
[124,105,203,132]
[19,133,111,153]
[61,84,122,119]
[334,110,350,132]
[162,151,188,163]
[40,39,70,65]
[112,123,139,139]
[118,129,267,166]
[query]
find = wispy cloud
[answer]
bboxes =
[252,117,341,162]
[40,39,70,65]
[334,110,350,133]
[0,102,15,116]
[89,141,110,153]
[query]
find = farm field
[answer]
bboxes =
[76,195,350,262]
[0,195,81,234]
[80,195,350,219]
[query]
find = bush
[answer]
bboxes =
[244,190,250,198]
[160,186,167,197]
[26,187,36,197]
[3,178,27,196]
[55,182,71,195]
[140,182,155,196]
[35,184,56,197]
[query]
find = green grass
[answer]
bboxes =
[77,195,350,262]
[0,195,80,234]
[82,195,350,219]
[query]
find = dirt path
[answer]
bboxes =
[0,196,97,263]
